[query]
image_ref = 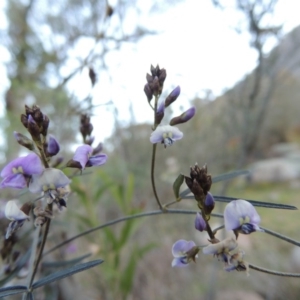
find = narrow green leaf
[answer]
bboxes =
[104,228,118,249]
[42,253,92,269]
[212,170,249,183]
[32,259,104,289]
[173,174,184,199]
[0,285,27,297]
[120,252,138,297]
[94,182,114,200]
[183,194,297,210]
[213,195,297,210]
[118,220,136,249]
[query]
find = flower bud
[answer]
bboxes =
[169,107,196,126]
[203,192,215,215]
[13,132,34,151]
[46,135,60,157]
[165,86,180,108]
[195,212,206,232]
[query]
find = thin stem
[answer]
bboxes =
[150,94,164,210]
[28,204,53,288]
[261,226,300,247]
[44,209,222,256]
[22,225,41,299]
[249,264,300,277]
[151,143,163,210]
[164,199,181,208]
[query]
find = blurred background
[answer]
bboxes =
[0,0,300,299]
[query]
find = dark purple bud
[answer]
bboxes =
[89,67,97,86]
[20,114,28,128]
[146,73,153,84]
[144,84,153,102]
[165,86,181,108]
[204,192,215,215]
[13,131,34,150]
[27,115,41,142]
[170,107,196,126]
[155,98,165,125]
[32,106,43,123]
[46,135,60,156]
[106,5,114,17]
[195,212,206,232]
[158,68,167,86]
[41,115,50,136]
[150,65,156,76]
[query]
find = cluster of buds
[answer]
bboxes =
[79,114,103,155]
[184,164,212,211]
[20,105,49,142]
[144,65,196,148]
[144,65,167,101]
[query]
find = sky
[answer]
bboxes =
[1,0,300,144]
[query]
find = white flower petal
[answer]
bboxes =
[5,200,29,221]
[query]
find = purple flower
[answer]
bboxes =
[67,145,108,170]
[150,125,183,148]
[46,135,60,156]
[171,239,198,267]
[5,200,30,239]
[0,153,44,189]
[195,212,206,232]
[224,200,263,234]
[29,168,71,194]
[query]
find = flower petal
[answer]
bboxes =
[5,200,29,221]
[73,145,93,169]
[29,168,71,194]
[0,174,28,189]
[1,153,43,179]
[87,153,108,167]
[172,239,196,257]
[172,257,189,268]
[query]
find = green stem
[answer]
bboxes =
[28,204,53,288]
[249,264,300,277]
[43,209,223,256]
[23,225,41,299]
[151,143,163,210]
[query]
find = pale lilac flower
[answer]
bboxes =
[5,200,30,239]
[0,153,44,189]
[150,125,183,147]
[47,135,60,156]
[29,168,71,194]
[195,212,206,232]
[202,237,238,264]
[224,199,263,234]
[172,239,198,267]
[67,144,108,170]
